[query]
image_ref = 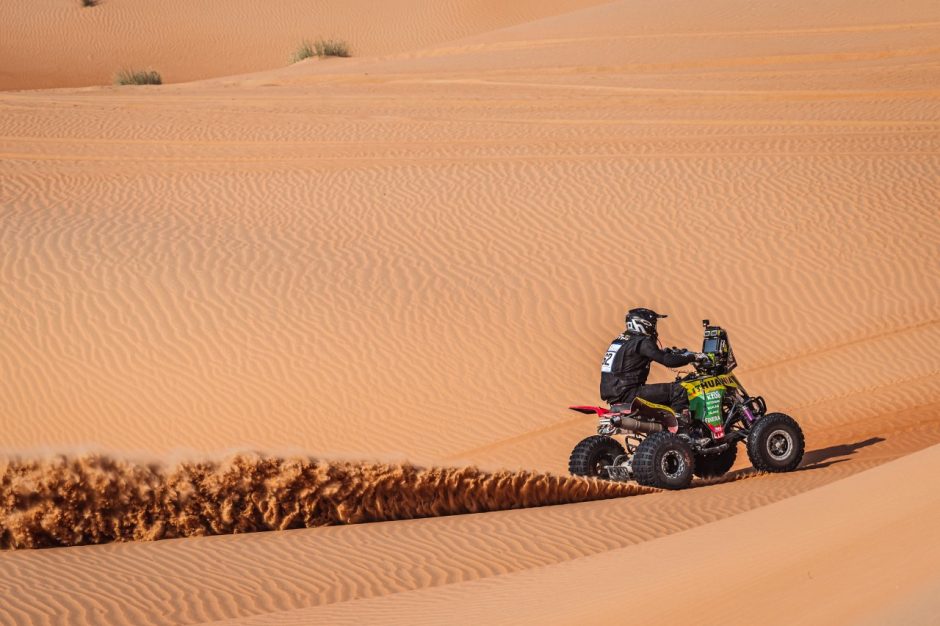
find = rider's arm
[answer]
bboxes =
[638,338,697,367]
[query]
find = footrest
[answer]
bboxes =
[605,465,632,482]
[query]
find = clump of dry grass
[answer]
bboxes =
[114,69,162,85]
[291,38,351,63]
[81,0,98,7]
[313,38,350,58]
[291,41,317,63]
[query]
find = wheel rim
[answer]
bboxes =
[594,454,614,476]
[766,429,794,461]
[660,450,686,479]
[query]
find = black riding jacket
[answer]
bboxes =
[599,333,696,404]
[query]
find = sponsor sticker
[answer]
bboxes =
[705,390,722,423]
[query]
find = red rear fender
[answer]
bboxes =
[568,405,610,416]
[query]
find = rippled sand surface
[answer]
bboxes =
[1,0,938,623]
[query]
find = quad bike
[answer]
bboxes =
[568,320,804,490]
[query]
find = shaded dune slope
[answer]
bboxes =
[248,443,940,626]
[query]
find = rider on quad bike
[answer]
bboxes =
[572,315,805,490]
[600,308,705,423]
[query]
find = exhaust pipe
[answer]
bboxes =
[611,415,663,434]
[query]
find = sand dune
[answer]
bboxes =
[0,0,610,91]
[1,0,939,622]
[236,441,940,626]
[0,410,935,625]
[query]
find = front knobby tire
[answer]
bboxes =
[632,432,694,490]
[694,443,737,479]
[746,412,805,472]
[568,435,625,480]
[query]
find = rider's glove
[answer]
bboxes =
[695,352,711,364]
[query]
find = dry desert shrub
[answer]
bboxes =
[291,40,317,63]
[314,38,350,57]
[114,69,162,85]
[291,38,351,63]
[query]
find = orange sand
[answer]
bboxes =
[0,0,938,622]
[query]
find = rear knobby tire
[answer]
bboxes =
[746,412,805,472]
[694,443,737,479]
[568,435,625,480]
[632,432,694,490]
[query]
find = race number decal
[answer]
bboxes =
[601,343,622,373]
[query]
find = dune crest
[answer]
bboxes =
[0,0,611,90]
[0,453,643,550]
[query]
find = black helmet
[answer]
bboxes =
[625,308,668,336]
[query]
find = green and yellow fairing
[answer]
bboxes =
[681,373,741,429]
